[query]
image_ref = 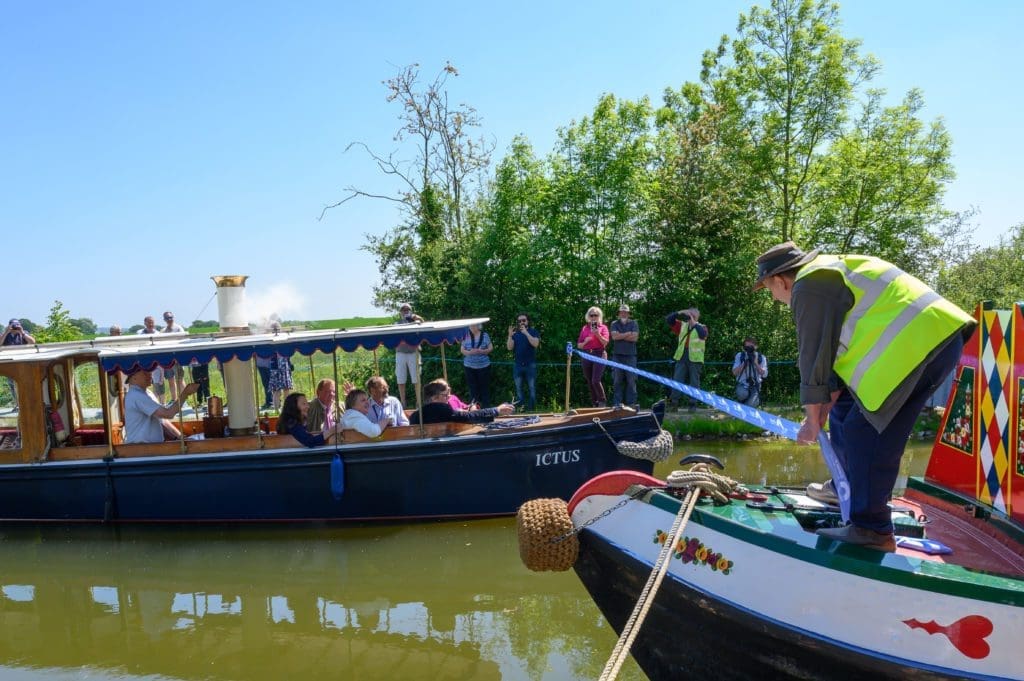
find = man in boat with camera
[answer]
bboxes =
[754,241,975,550]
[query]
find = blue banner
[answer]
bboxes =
[566,343,851,521]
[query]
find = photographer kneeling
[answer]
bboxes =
[732,336,768,407]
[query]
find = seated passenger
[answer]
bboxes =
[447,391,475,411]
[340,389,389,438]
[124,368,199,444]
[276,392,342,447]
[366,376,409,427]
[410,379,514,425]
[306,379,338,434]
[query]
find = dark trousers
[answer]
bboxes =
[612,355,638,406]
[581,349,607,406]
[257,366,272,405]
[464,365,491,408]
[829,335,964,533]
[191,364,211,402]
[512,363,537,410]
[669,359,702,406]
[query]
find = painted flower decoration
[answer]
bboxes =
[656,535,734,576]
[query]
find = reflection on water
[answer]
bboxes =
[0,440,930,681]
[0,521,637,681]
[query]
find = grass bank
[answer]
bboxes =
[664,405,943,441]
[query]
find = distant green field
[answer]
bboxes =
[303,316,393,330]
[188,316,393,333]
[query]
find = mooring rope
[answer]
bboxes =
[565,343,850,521]
[598,464,737,681]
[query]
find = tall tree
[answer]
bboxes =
[808,89,953,274]
[700,0,878,245]
[937,223,1024,310]
[322,63,493,311]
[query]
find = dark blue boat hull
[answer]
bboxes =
[0,413,658,522]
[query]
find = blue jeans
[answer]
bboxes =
[829,334,963,533]
[513,363,536,410]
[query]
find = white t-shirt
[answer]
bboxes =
[340,409,383,439]
[124,384,166,443]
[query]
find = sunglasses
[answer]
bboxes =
[588,314,599,318]
[517,318,527,323]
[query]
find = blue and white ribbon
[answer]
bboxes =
[567,343,851,521]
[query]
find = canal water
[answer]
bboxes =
[0,440,932,681]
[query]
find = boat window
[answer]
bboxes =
[0,375,21,451]
[51,370,66,409]
[73,360,105,427]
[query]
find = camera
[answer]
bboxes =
[679,312,690,322]
[590,321,598,330]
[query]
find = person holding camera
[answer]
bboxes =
[665,307,708,412]
[506,313,540,411]
[732,336,768,407]
[577,306,611,407]
[610,304,639,408]
[2,319,35,410]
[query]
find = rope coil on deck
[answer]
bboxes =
[666,464,743,504]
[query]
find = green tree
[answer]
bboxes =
[323,63,493,311]
[937,223,1024,310]
[695,0,958,278]
[69,317,98,335]
[809,88,954,274]
[34,301,83,343]
[699,0,879,245]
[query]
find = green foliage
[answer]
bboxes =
[340,4,1001,410]
[304,316,394,330]
[937,223,1024,310]
[69,317,98,335]
[34,300,83,343]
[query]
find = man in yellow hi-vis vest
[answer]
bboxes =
[665,307,708,412]
[754,241,975,551]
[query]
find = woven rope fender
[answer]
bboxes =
[517,498,578,572]
[615,428,674,462]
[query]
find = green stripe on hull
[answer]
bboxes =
[645,490,1024,606]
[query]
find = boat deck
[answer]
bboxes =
[646,485,1024,586]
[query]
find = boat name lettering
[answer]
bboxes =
[535,449,581,466]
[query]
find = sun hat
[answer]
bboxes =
[753,241,820,291]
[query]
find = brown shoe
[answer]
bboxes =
[816,525,896,552]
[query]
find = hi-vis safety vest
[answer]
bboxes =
[796,254,973,411]
[673,325,706,363]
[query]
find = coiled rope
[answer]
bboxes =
[598,464,739,681]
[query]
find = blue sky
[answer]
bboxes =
[2,1,1020,328]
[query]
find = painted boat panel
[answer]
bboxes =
[572,494,1023,679]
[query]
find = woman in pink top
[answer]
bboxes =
[577,306,610,407]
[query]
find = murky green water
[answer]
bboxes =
[0,440,931,681]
